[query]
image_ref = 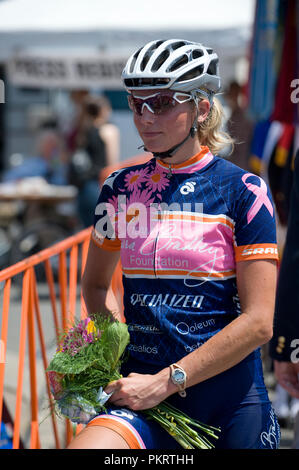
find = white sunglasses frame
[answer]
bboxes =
[128,91,193,115]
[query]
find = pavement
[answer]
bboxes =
[1,282,298,449]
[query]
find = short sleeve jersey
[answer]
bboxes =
[93,147,278,368]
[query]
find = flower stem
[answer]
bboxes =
[143,401,220,450]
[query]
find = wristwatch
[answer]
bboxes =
[169,363,187,398]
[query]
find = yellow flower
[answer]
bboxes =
[86,320,96,335]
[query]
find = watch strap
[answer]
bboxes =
[169,363,187,398]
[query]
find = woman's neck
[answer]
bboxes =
[160,136,202,165]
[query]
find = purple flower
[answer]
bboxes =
[58,317,100,356]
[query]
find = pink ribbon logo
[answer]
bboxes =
[242,173,273,224]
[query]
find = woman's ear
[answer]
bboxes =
[197,99,211,123]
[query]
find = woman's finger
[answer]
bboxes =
[110,397,127,407]
[104,380,120,394]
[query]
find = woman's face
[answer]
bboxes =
[131,89,196,154]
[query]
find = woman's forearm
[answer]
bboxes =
[161,311,273,395]
[82,284,122,321]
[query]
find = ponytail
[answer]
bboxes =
[196,93,234,155]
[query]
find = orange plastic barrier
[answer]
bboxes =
[0,227,122,449]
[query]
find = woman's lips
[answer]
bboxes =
[142,132,162,138]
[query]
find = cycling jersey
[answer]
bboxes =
[93,146,278,366]
[91,146,280,449]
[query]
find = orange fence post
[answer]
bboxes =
[0,278,11,427]
[68,244,78,325]
[27,268,41,449]
[44,259,61,340]
[80,236,90,320]
[13,268,30,449]
[59,251,68,332]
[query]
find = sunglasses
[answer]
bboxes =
[127,91,193,116]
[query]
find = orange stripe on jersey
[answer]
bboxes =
[202,216,234,231]
[91,230,121,252]
[155,213,235,231]
[87,416,144,449]
[123,268,236,278]
[235,243,279,262]
[157,146,209,170]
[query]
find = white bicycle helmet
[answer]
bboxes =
[122,38,221,95]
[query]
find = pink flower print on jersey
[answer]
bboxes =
[107,186,155,213]
[242,173,274,224]
[123,188,157,239]
[107,194,120,217]
[124,167,149,192]
[127,187,156,208]
[107,188,156,237]
[146,165,170,192]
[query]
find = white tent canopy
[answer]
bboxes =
[0,0,255,32]
[0,0,255,88]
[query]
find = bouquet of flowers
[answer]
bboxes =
[46,314,220,449]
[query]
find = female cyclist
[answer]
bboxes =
[68,39,280,449]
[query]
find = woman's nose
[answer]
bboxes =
[140,105,156,124]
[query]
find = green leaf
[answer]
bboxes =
[101,321,130,371]
[47,351,98,374]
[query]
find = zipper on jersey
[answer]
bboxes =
[153,205,160,278]
[167,163,173,179]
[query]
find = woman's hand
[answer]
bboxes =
[273,360,299,399]
[104,369,176,411]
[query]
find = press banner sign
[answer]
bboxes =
[6,53,127,89]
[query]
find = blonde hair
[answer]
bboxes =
[196,93,234,156]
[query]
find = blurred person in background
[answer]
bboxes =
[65,89,90,154]
[69,95,120,228]
[225,80,253,171]
[269,149,299,447]
[2,128,68,186]
[0,128,73,254]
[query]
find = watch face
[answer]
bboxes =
[172,369,185,384]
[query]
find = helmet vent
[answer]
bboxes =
[168,54,189,72]
[178,64,205,82]
[192,49,204,60]
[140,43,162,71]
[151,50,170,72]
[154,78,171,85]
[207,59,218,76]
[140,52,151,71]
[129,48,142,73]
[171,41,187,51]
[124,77,170,88]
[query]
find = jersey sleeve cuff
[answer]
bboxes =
[91,229,121,252]
[234,243,279,262]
